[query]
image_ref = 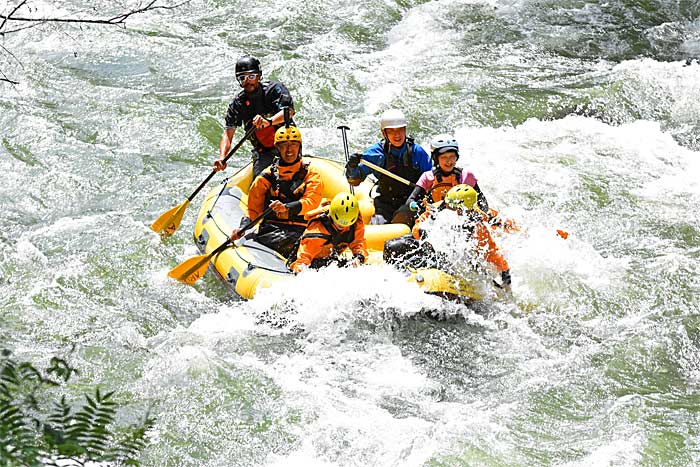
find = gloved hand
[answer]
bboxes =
[488,213,502,227]
[346,152,362,170]
[351,253,365,267]
[501,269,511,285]
[500,270,512,293]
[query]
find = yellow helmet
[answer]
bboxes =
[274,125,302,144]
[444,184,478,211]
[329,192,360,227]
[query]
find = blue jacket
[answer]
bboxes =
[346,140,432,181]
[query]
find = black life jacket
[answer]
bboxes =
[376,137,423,206]
[262,160,309,224]
[238,81,294,149]
[429,167,462,203]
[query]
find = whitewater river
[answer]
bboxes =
[2,0,700,465]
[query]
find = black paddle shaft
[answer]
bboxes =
[187,126,257,202]
[239,206,274,237]
[337,125,354,194]
[208,206,274,259]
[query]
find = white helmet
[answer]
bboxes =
[380,109,407,130]
[430,133,459,155]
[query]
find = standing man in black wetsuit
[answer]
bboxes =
[213,55,295,178]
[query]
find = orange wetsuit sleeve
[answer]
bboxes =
[474,222,510,272]
[297,167,324,216]
[412,207,434,240]
[349,220,368,259]
[290,220,332,272]
[246,173,272,220]
[290,236,330,272]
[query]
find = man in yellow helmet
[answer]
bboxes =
[230,125,323,258]
[289,192,368,273]
[384,184,512,291]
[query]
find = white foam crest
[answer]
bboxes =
[557,433,643,467]
[455,116,700,191]
[677,322,700,385]
[187,305,259,336]
[11,238,48,265]
[614,58,700,126]
[246,263,443,334]
[682,20,700,56]
[266,448,337,467]
[506,223,627,292]
[264,341,435,400]
[267,409,437,467]
[28,211,143,241]
[453,122,584,204]
[112,323,149,351]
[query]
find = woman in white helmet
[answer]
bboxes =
[404,133,490,212]
[345,109,432,225]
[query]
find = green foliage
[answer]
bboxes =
[0,349,153,467]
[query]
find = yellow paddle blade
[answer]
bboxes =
[167,253,212,285]
[151,200,190,237]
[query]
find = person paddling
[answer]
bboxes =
[384,184,512,292]
[230,126,323,258]
[344,109,431,226]
[289,192,368,273]
[214,55,295,178]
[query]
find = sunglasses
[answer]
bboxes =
[236,73,259,84]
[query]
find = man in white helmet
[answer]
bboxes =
[345,109,431,225]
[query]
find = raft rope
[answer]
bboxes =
[205,178,293,275]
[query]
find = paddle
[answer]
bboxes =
[150,126,257,237]
[167,206,273,285]
[337,125,354,195]
[358,158,419,189]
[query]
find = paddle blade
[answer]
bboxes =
[151,200,190,237]
[168,254,211,285]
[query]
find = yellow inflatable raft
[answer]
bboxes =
[193,156,483,301]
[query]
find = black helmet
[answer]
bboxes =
[235,55,261,77]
